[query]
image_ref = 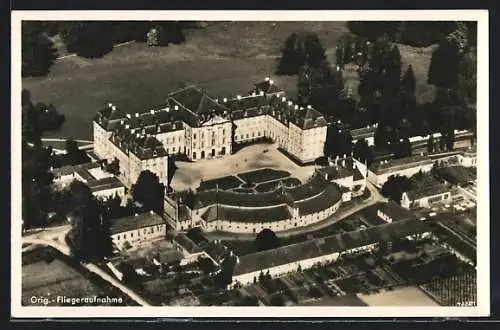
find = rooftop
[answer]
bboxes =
[369,155,433,175]
[110,124,168,160]
[173,233,203,254]
[233,217,432,276]
[108,212,165,235]
[405,184,451,201]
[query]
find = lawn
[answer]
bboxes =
[255,177,301,193]
[22,21,436,141]
[22,258,113,306]
[198,175,244,192]
[237,168,291,185]
[357,286,440,306]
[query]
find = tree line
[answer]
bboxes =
[22,21,189,77]
[274,21,477,163]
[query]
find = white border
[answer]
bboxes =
[11,10,489,318]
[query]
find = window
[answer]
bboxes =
[252,132,255,137]
[173,147,176,153]
[117,235,120,240]
[193,134,197,140]
[223,129,226,135]
[246,134,249,138]
[166,148,169,154]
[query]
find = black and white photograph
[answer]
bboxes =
[11,10,489,318]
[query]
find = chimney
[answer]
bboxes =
[260,91,264,96]
[174,105,179,110]
[281,97,286,102]
[294,105,299,110]
[288,101,292,106]
[157,125,161,133]
[126,114,131,118]
[166,107,170,112]
[108,103,113,108]
[111,106,116,111]
[342,159,346,167]
[120,120,124,124]
[125,124,130,129]
[269,80,274,85]
[237,95,242,100]
[265,77,270,82]
[150,109,155,115]
[307,105,312,109]
[223,97,228,102]
[215,98,218,102]
[135,113,139,118]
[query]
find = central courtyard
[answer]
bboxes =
[170,142,317,192]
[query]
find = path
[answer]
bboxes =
[22,225,151,306]
[205,182,384,241]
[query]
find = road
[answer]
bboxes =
[22,225,151,306]
[204,181,385,241]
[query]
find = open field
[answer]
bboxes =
[23,22,436,140]
[171,142,315,191]
[357,286,440,306]
[22,259,107,306]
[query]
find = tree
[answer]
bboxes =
[131,170,165,215]
[59,22,114,58]
[35,103,66,132]
[22,90,42,147]
[428,40,461,89]
[276,32,326,75]
[374,124,388,149]
[197,257,215,274]
[427,134,435,154]
[335,40,345,68]
[22,143,55,229]
[22,21,58,77]
[105,157,120,176]
[381,175,413,203]
[65,181,112,260]
[400,65,417,112]
[276,33,300,75]
[381,45,402,96]
[297,61,344,115]
[65,138,90,165]
[254,228,279,252]
[353,138,373,166]
[214,255,237,289]
[444,130,455,151]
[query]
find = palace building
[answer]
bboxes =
[164,155,367,234]
[93,78,328,187]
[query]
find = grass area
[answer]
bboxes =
[255,177,301,193]
[23,21,437,141]
[357,286,440,306]
[22,258,112,306]
[435,166,477,185]
[198,175,243,191]
[237,168,291,184]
